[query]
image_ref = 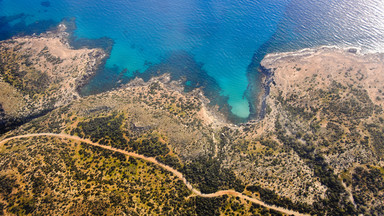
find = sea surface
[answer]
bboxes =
[1,0,384,119]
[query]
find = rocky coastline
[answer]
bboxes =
[0,22,107,133]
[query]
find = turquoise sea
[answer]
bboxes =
[1,0,384,119]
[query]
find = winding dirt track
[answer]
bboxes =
[0,133,308,216]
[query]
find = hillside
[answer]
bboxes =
[0,29,384,215]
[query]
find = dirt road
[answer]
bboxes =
[0,133,308,216]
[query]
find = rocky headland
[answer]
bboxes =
[251,47,384,214]
[0,22,106,133]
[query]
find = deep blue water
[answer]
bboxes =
[1,0,384,118]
